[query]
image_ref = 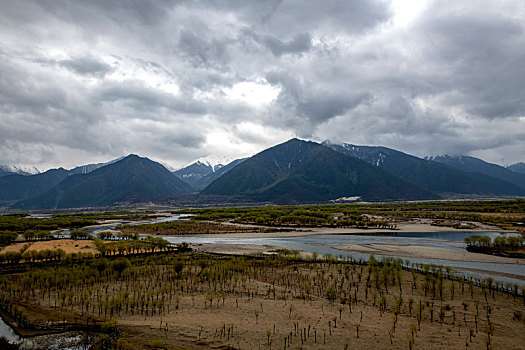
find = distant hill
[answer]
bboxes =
[174,158,246,190]
[507,162,525,175]
[201,139,436,203]
[325,142,525,196]
[428,155,525,190]
[0,168,69,203]
[13,155,194,209]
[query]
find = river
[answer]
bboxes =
[78,215,524,285]
[163,231,525,286]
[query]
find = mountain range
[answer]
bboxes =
[507,162,525,175]
[13,155,192,209]
[0,165,40,177]
[324,143,525,196]
[201,139,436,203]
[1,139,524,209]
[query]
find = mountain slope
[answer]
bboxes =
[325,142,524,196]
[68,157,124,175]
[0,168,69,202]
[507,162,525,175]
[428,155,525,190]
[13,155,193,209]
[202,139,436,203]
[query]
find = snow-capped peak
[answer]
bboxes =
[0,165,40,175]
[189,154,235,172]
[159,161,177,172]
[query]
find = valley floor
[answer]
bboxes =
[3,252,523,349]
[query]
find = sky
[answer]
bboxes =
[1,0,524,171]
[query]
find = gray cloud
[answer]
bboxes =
[244,30,312,56]
[0,0,524,170]
[58,56,113,77]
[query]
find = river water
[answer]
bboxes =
[0,315,21,344]
[163,231,525,286]
[78,215,524,285]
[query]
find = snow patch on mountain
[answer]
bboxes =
[184,154,236,172]
[0,165,40,175]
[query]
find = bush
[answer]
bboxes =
[112,257,131,275]
[148,339,166,349]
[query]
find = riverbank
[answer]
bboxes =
[333,243,525,265]
[182,218,513,239]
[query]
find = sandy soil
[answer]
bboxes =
[191,243,313,259]
[333,243,525,264]
[0,239,98,255]
[21,256,523,350]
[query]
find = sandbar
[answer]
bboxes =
[333,242,525,264]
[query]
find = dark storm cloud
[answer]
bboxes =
[413,5,525,120]
[58,56,114,77]
[244,30,312,57]
[0,0,524,169]
[178,29,233,68]
[205,0,393,35]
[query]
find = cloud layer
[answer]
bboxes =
[1,0,524,170]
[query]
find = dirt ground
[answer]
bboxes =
[0,239,98,255]
[114,268,525,350]
[7,254,525,350]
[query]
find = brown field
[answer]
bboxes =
[2,252,524,349]
[0,239,98,255]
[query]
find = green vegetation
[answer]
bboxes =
[0,215,95,233]
[93,236,178,257]
[177,199,525,229]
[178,205,393,228]
[0,231,18,244]
[465,235,524,248]
[121,220,282,235]
[54,210,157,221]
[464,234,525,258]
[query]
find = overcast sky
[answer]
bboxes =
[1,0,524,171]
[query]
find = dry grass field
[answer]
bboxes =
[1,252,524,349]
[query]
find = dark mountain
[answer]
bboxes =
[325,142,525,196]
[174,158,246,191]
[13,155,193,209]
[507,162,525,175]
[201,139,436,203]
[173,161,215,189]
[428,155,525,190]
[0,168,12,177]
[0,168,69,202]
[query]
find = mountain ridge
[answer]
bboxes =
[324,142,525,196]
[202,139,436,203]
[428,155,525,190]
[12,154,193,209]
[507,162,525,175]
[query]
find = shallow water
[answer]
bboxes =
[0,315,21,344]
